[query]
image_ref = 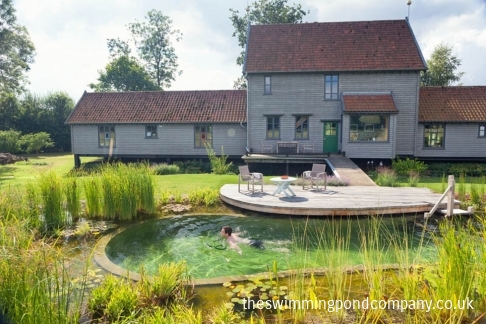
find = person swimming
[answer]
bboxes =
[220,225,241,254]
[220,226,264,253]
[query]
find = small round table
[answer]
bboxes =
[270,177,297,198]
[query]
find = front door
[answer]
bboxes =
[323,122,339,153]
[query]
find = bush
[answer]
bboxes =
[173,159,211,174]
[0,129,22,153]
[152,163,180,175]
[375,167,399,187]
[326,175,350,186]
[392,157,427,176]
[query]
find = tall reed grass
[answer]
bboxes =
[38,171,66,231]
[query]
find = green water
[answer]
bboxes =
[105,214,436,279]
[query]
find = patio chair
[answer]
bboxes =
[301,141,315,153]
[261,141,273,153]
[238,165,264,194]
[302,163,327,191]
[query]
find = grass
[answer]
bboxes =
[0,153,99,188]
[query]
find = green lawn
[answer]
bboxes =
[1,153,482,195]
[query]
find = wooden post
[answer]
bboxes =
[446,175,455,217]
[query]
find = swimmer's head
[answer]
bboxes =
[221,226,232,237]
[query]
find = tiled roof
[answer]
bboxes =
[245,19,426,73]
[342,94,398,113]
[65,90,247,124]
[419,86,486,122]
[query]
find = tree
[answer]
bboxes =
[0,0,36,94]
[128,10,182,89]
[420,44,464,86]
[229,0,308,88]
[0,129,22,153]
[20,132,54,154]
[93,10,182,91]
[89,56,160,92]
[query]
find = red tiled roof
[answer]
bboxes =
[245,19,426,73]
[342,94,398,113]
[419,86,486,122]
[65,90,247,124]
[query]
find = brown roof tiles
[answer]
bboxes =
[65,90,247,124]
[342,94,398,113]
[419,86,486,122]
[245,19,426,73]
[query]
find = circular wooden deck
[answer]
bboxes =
[220,184,453,216]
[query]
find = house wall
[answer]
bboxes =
[247,72,420,158]
[70,123,247,157]
[415,123,486,158]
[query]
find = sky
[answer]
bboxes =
[14,0,486,102]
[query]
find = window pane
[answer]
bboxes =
[424,124,444,147]
[480,125,485,137]
[349,115,388,142]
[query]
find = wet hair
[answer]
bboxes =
[222,226,232,236]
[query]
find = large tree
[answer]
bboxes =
[229,0,308,89]
[420,44,464,86]
[89,55,160,92]
[93,10,182,91]
[0,0,36,94]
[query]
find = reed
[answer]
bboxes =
[38,171,65,231]
[0,219,86,323]
[83,177,102,218]
[64,176,81,219]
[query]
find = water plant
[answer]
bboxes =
[38,171,66,231]
[64,176,81,219]
[84,177,102,218]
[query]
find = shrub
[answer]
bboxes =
[205,143,233,175]
[326,175,350,186]
[173,159,211,174]
[392,157,427,176]
[375,167,398,187]
[152,163,180,175]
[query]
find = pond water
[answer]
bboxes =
[105,214,436,279]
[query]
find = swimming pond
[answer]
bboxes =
[105,214,436,279]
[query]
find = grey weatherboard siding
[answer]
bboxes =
[70,124,247,157]
[415,124,486,159]
[247,72,420,158]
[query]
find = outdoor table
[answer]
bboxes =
[270,176,297,198]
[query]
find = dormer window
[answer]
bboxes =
[264,76,272,95]
[325,75,339,100]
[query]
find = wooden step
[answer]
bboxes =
[437,208,473,216]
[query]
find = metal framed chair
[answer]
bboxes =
[238,165,264,193]
[302,163,327,191]
[261,141,273,153]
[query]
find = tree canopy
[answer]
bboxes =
[229,0,308,89]
[421,44,464,86]
[89,56,159,92]
[0,0,36,94]
[91,10,182,92]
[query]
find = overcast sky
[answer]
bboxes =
[14,0,486,102]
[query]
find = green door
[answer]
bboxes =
[323,122,339,153]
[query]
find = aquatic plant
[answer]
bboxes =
[64,176,81,219]
[84,177,102,218]
[38,171,65,231]
[0,219,86,323]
